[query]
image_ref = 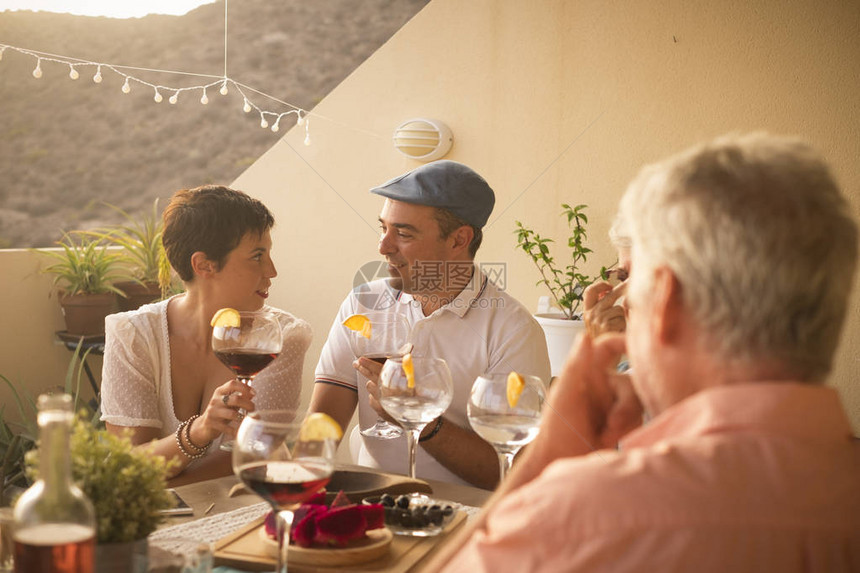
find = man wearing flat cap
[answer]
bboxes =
[311,160,551,488]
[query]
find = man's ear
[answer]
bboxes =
[651,266,685,343]
[449,225,474,254]
[190,251,218,277]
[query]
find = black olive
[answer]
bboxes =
[380,494,396,507]
[428,507,443,525]
[395,495,411,509]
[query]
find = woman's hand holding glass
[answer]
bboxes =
[212,309,283,450]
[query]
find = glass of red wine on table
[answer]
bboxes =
[212,309,283,451]
[233,410,338,573]
[343,311,413,440]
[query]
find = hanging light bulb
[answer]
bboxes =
[304,133,311,146]
[243,99,252,113]
[169,92,178,104]
[153,88,163,103]
[121,78,131,94]
[260,116,269,129]
[0,47,5,61]
[296,111,305,126]
[200,89,209,105]
[32,59,42,79]
[93,65,102,83]
[271,118,281,133]
[68,65,79,80]
[219,80,228,96]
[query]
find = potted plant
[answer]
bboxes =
[80,199,171,311]
[36,233,133,336]
[23,414,176,572]
[515,204,610,375]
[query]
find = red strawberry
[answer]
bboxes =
[313,506,367,546]
[361,504,385,530]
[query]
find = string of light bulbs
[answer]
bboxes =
[0,42,312,141]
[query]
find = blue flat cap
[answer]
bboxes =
[370,160,495,228]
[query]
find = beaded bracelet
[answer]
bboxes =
[419,416,443,443]
[183,414,211,453]
[175,416,210,460]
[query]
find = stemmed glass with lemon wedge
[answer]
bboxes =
[378,355,453,479]
[233,410,340,573]
[342,312,412,440]
[211,308,283,451]
[467,372,546,482]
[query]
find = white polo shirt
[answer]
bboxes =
[314,267,551,486]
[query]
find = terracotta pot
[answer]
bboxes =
[115,281,161,312]
[59,292,116,336]
[96,538,148,573]
[534,313,586,377]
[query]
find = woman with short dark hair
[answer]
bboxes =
[101,185,311,485]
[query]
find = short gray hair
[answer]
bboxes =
[619,133,858,381]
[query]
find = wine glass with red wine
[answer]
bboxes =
[213,309,283,451]
[346,311,412,440]
[233,409,336,573]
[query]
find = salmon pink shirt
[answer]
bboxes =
[442,383,860,573]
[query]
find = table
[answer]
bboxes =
[160,465,491,571]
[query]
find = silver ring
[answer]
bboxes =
[222,393,230,406]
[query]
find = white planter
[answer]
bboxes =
[534,313,586,377]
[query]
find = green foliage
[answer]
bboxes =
[0,374,37,506]
[77,199,168,291]
[34,232,133,297]
[1,340,98,506]
[70,418,175,543]
[515,204,609,320]
[25,416,176,543]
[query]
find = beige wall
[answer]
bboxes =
[236,0,860,429]
[0,249,101,423]
[3,0,858,432]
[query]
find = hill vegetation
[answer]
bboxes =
[0,0,427,247]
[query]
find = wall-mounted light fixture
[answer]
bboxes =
[392,118,453,162]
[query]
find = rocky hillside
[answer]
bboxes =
[0,0,428,247]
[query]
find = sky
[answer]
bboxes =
[0,1,215,18]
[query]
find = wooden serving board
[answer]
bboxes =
[213,511,466,572]
[229,469,434,504]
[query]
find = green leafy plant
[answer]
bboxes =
[515,204,609,320]
[0,374,37,507]
[36,232,132,297]
[25,416,176,543]
[1,341,96,506]
[79,199,175,298]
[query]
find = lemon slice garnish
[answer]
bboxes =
[299,413,343,441]
[506,372,525,408]
[402,353,415,389]
[210,307,241,328]
[343,314,372,339]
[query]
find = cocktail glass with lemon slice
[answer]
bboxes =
[233,410,340,573]
[378,356,453,479]
[467,372,546,482]
[342,311,412,440]
[211,308,283,451]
